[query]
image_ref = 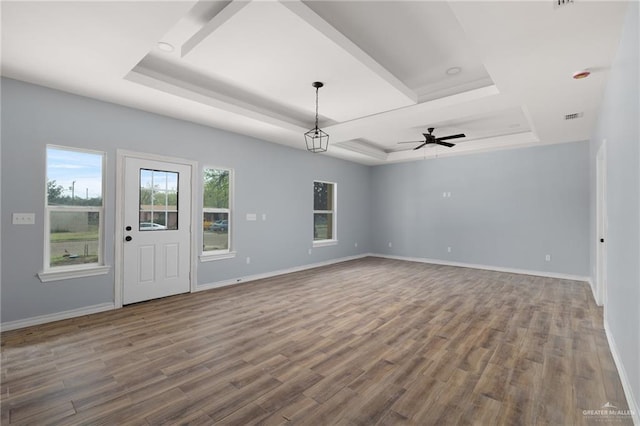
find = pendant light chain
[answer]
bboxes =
[314,85,319,131]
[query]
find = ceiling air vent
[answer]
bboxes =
[554,0,574,8]
[564,112,584,120]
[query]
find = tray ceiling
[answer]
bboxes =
[1,0,630,165]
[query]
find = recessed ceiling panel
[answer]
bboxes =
[181,1,415,123]
[410,106,531,143]
[303,1,492,100]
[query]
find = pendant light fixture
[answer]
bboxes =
[304,81,329,153]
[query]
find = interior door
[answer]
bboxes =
[123,157,191,305]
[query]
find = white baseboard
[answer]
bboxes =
[196,254,368,292]
[370,253,590,282]
[1,302,115,332]
[604,319,640,425]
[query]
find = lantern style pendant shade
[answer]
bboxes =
[305,82,329,153]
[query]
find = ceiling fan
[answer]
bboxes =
[398,127,466,150]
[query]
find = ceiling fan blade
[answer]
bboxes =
[436,141,455,148]
[413,142,428,150]
[397,140,425,144]
[437,133,465,141]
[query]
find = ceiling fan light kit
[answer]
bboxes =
[305,81,329,153]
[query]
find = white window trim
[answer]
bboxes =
[202,167,234,258]
[40,146,107,282]
[38,265,111,283]
[313,239,338,248]
[200,251,237,262]
[313,180,337,246]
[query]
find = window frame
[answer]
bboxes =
[313,180,338,247]
[39,145,109,282]
[200,166,235,262]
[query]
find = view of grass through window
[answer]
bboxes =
[47,147,103,268]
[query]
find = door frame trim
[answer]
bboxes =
[115,150,198,308]
[595,140,608,307]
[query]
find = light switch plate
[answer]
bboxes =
[13,213,35,225]
[246,213,257,221]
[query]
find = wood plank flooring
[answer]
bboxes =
[1,257,633,425]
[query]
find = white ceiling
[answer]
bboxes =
[1,1,629,165]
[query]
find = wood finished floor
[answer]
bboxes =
[1,257,632,425]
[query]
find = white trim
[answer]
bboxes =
[38,265,111,283]
[196,254,367,292]
[604,319,640,425]
[370,253,590,282]
[1,302,115,332]
[115,150,198,307]
[313,239,338,248]
[595,140,608,307]
[200,251,237,262]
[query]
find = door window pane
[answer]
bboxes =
[49,210,100,266]
[139,169,178,231]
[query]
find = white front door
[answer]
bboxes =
[123,157,192,304]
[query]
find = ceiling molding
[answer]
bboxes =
[181,0,250,57]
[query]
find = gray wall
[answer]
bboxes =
[370,141,590,276]
[1,78,371,323]
[590,1,639,414]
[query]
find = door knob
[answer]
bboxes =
[125,236,132,242]
[126,226,132,231]
[600,238,605,243]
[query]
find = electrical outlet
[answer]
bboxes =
[308,248,312,255]
[447,246,452,253]
[388,242,392,248]
[354,242,358,248]
[246,257,251,264]
[545,254,551,262]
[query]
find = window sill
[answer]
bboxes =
[313,239,338,248]
[200,251,237,262]
[38,265,111,283]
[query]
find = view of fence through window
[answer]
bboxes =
[46,147,103,268]
[203,168,230,252]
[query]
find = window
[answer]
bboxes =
[313,181,336,245]
[139,169,178,231]
[42,146,106,279]
[202,168,232,258]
